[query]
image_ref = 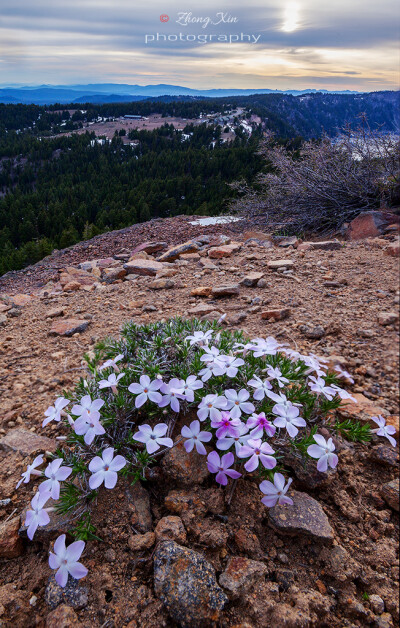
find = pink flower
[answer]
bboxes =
[38,459,72,500]
[128,375,162,408]
[49,534,88,587]
[371,415,397,448]
[207,451,242,486]
[307,434,338,472]
[238,438,276,472]
[211,411,242,438]
[246,413,276,438]
[25,492,51,540]
[181,420,212,455]
[224,389,255,419]
[132,423,173,454]
[88,447,126,489]
[260,473,293,507]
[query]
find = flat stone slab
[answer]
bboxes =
[124,259,164,276]
[269,490,334,541]
[211,284,240,297]
[240,272,264,287]
[268,259,295,270]
[299,240,342,251]
[48,319,90,336]
[0,429,57,456]
[219,556,267,598]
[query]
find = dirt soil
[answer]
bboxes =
[0,215,399,627]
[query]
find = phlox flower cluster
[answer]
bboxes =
[18,321,396,592]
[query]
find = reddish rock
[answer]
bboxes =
[385,240,400,257]
[62,281,81,292]
[336,392,384,425]
[297,240,342,251]
[0,429,57,456]
[346,211,400,240]
[261,308,291,322]
[102,267,127,283]
[10,294,32,307]
[378,311,399,325]
[268,259,295,270]
[155,516,187,544]
[191,286,212,297]
[124,259,164,276]
[128,532,156,551]
[149,279,175,290]
[219,556,267,599]
[46,307,64,318]
[240,272,264,287]
[46,604,81,627]
[211,284,240,297]
[48,319,90,336]
[188,303,223,316]
[161,441,209,486]
[208,244,241,259]
[158,240,200,262]
[165,490,207,517]
[199,258,217,270]
[381,479,399,511]
[0,517,24,558]
[234,527,262,558]
[186,518,228,548]
[243,230,272,241]
[131,241,167,255]
[156,267,179,278]
[126,482,153,532]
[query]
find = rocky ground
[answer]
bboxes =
[0,215,399,627]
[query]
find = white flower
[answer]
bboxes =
[198,347,227,381]
[224,389,255,419]
[185,330,213,346]
[307,434,338,472]
[98,372,125,393]
[132,423,173,454]
[71,395,104,419]
[88,447,126,490]
[219,355,245,378]
[197,394,228,422]
[159,379,186,413]
[247,375,272,400]
[272,403,307,438]
[49,534,88,587]
[128,375,162,408]
[266,366,289,388]
[371,415,397,448]
[74,412,105,445]
[331,384,357,403]
[39,459,72,500]
[249,336,282,357]
[181,420,212,455]
[99,354,124,372]
[302,354,327,377]
[260,473,293,507]
[42,397,69,428]
[25,492,51,540]
[308,376,337,401]
[334,365,354,384]
[176,375,203,402]
[16,455,44,489]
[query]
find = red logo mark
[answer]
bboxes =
[160,14,169,22]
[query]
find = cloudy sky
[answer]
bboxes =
[0,0,398,90]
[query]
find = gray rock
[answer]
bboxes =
[211,284,240,297]
[269,490,334,541]
[154,541,227,627]
[240,272,264,287]
[0,429,57,456]
[44,576,88,610]
[299,324,326,339]
[126,482,152,532]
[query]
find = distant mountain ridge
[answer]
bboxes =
[0,82,363,105]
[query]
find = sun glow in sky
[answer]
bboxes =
[0,0,398,91]
[282,3,300,33]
